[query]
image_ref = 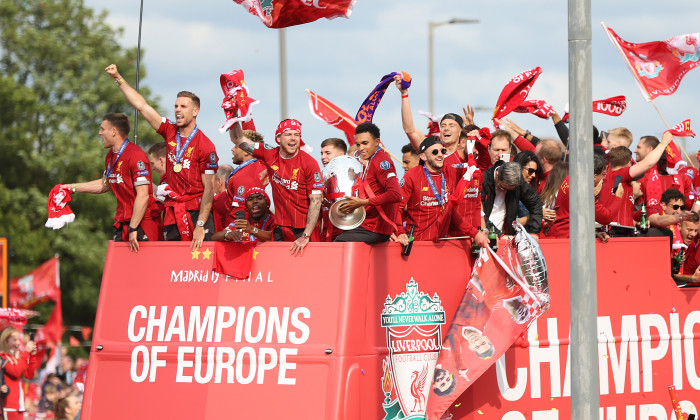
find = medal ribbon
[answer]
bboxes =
[229,158,258,178]
[175,126,199,164]
[105,139,129,180]
[423,166,446,206]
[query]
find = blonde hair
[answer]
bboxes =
[609,127,633,147]
[0,327,20,354]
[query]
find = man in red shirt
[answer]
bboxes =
[62,113,162,251]
[238,119,323,255]
[333,122,402,243]
[212,187,277,243]
[319,138,348,241]
[602,133,672,228]
[397,136,489,245]
[105,64,218,250]
[212,164,233,232]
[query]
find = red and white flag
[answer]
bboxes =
[493,67,542,123]
[219,69,259,134]
[10,257,61,308]
[232,0,355,28]
[426,245,547,420]
[306,89,357,144]
[513,99,554,119]
[592,95,627,116]
[603,23,700,101]
[667,119,696,137]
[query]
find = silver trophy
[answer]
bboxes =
[323,155,365,230]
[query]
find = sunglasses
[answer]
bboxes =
[525,168,537,175]
[431,148,447,156]
[671,204,686,210]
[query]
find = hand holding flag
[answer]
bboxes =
[45,184,75,230]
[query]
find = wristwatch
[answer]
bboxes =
[196,220,205,227]
[301,232,310,239]
[128,226,138,233]
[252,227,259,235]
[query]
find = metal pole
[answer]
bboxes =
[568,0,598,418]
[134,0,144,144]
[428,22,435,114]
[279,28,288,120]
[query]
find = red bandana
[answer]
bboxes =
[275,119,305,146]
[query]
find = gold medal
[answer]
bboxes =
[173,163,182,173]
[103,178,107,186]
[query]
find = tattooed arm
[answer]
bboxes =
[290,193,322,256]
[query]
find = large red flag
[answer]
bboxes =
[426,239,548,420]
[232,0,355,28]
[10,257,60,308]
[603,24,700,101]
[41,297,63,346]
[306,89,357,144]
[513,99,555,119]
[492,67,542,123]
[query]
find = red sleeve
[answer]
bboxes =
[474,138,491,171]
[595,196,623,225]
[513,135,536,152]
[198,139,219,174]
[367,157,402,207]
[2,351,30,379]
[302,155,323,197]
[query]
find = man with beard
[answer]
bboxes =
[238,119,323,256]
[226,127,269,224]
[394,76,464,156]
[397,136,489,245]
[106,64,218,250]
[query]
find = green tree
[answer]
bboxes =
[0,0,162,331]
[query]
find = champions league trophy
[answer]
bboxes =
[323,155,365,230]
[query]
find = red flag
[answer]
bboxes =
[81,326,93,341]
[41,297,63,346]
[667,119,696,137]
[493,67,542,122]
[0,308,39,330]
[603,24,700,101]
[10,257,60,308]
[513,99,555,119]
[426,246,547,420]
[213,241,257,279]
[665,141,684,169]
[592,95,627,116]
[232,0,355,28]
[306,89,357,144]
[219,69,259,134]
[69,335,80,347]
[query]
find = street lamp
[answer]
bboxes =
[428,18,480,114]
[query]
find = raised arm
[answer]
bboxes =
[394,75,425,152]
[105,64,162,130]
[629,131,673,179]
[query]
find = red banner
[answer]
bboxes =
[232,0,355,28]
[218,69,259,134]
[604,24,700,101]
[10,257,60,308]
[493,67,542,122]
[592,95,627,116]
[306,89,357,144]
[668,119,696,138]
[82,238,700,419]
[513,99,555,119]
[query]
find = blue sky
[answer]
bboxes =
[85,0,700,173]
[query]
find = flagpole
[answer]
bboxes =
[602,22,696,168]
[306,90,403,165]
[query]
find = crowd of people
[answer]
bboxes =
[0,328,84,419]
[59,65,700,285]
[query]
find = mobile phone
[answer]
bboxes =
[500,153,510,162]
[29,332,35,341]
[613,175,623,191]
[235,210,245,220]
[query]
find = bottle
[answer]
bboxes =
[639,203,649,234]
[401,225,416,256]
[471,230,481,259]
[672,248,685,275]
[488,224,498,252]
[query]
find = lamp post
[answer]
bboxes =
[428,18,480,114]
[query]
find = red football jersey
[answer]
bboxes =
[400,164,459,241]
[157,119,219,212]
[444,153,482,237]
[359,148,402,235]
[253,146,323,229]
[599,166,635,226]
[105,141,158,224]
[225,212,278,242]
